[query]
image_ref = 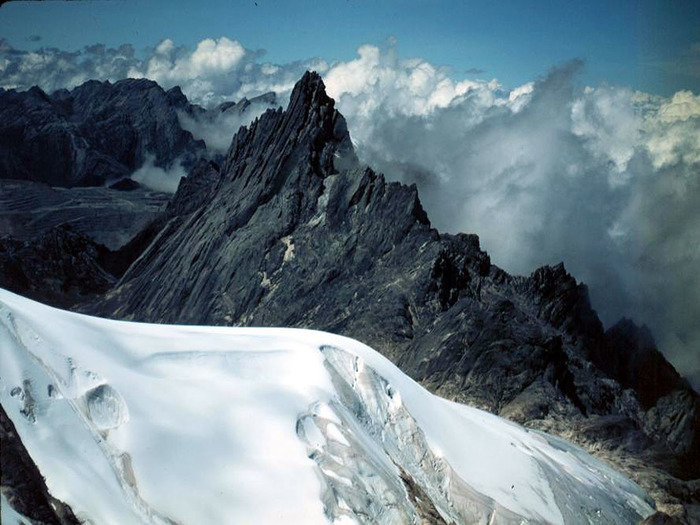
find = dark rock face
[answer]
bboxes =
[0,79,205,187]
[1,404,80,524]
[109,177,141,191]
[0,72,691,519]
[80,73,699,518]
[176,91,280,156]
[599,319,689,410]
[0,217,163,311]
[641,511,685,525]
[0,225,116,308]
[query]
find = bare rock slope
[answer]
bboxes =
[0,79,205,187]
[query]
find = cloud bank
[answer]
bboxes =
[177,96,278,154]
[1,38,699,388]
[0,37,319,106]
[322,49,700,389]
[130,155,187,193]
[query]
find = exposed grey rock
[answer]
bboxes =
[0,79,206,187]
[1,403,80,524]
[0,214,162,310]
[640,512,683,525]
[216,91,277,116]
[0,179,170,250]
[599,318,691,410]
[0,71,684,520]
[0,225,115,308]
[645,390,698,454]
[177,91,280,155]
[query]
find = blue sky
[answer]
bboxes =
[1,0,698,95]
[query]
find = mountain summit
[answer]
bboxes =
[79,73,699,519]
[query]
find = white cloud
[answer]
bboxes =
[656,90,700,122]
[173,38,244,79]
[571,85,639,179]
[321,49,700,388]
[324,42,502,121]
[125,37,317,105]
[177,99,276,154]
[155,38,175,56]
[129,38,247,103]
[642,90,700,170]
[130,155,186,193]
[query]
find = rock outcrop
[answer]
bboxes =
[0,225,115,308]
[0,223,154,309]
[1,404,80,524]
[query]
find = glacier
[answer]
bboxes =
[0,288,654,524]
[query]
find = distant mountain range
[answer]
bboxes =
[0,73,698,523]
[0,77,277,187]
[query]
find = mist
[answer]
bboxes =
[177,98,278,155]
[325,51,700,389]
[130,156,187,193]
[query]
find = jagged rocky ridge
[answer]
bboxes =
[0,81,277,307]
[75,72,699,521]
[0,80,279,256]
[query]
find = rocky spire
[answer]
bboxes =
[222,71,356,184]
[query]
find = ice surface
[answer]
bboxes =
[1,492,31,525]
[0,289,655,524]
